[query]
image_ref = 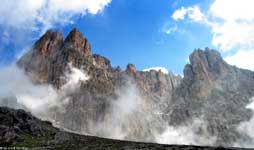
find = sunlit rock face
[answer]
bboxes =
[17,30,64,84]
[168,48,254,145]
[64,28,91,58]
[18,28,181,142]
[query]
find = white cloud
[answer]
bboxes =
[224,50,254,71]
[0,0,111,60]
[209,0,254,51]
[172,0,254,51]
[172,7,188,21]
[0,0,44,30]
[210,0,254,22]
[143,67,169,74]
[187,6,205,22]
[211,21,254,51]
[49,0,111,15]
[0,0,111,32]
[172,6,205,22]
[164,5,204,37]
[208,0,254,69]
[171,0,254,70]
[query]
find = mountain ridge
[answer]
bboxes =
[14,28,254,147]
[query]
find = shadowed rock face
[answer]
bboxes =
[17,29,254,146]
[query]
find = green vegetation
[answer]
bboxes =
[14,131,53,147]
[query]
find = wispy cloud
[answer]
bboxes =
[172,5,205,23]
[0,63,89,118]
[162,25,178,35]
[160,5,205,36]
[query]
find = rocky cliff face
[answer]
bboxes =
[168,48,254,145]
[17,29,254,146]
[18,28,181,142]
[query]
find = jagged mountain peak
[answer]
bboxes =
[18,28,92,84]
[126,64,137,73]
[184,48,229,82]
[189,48,226,69]
[64,28,91,57]
[32,28,91,57]
[65,28,84,41]
[34,29,63,56]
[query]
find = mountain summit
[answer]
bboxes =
[16,29,254,146]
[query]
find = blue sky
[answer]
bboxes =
[0,0,253,74]
[61,0,213,74]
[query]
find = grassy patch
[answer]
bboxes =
[14,131,54,148]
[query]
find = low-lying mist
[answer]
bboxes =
[236,97,254,147]
[0,64,88,118]
[1,64,254,148]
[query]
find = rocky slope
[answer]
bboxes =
[15,28,254,147]
[0,106,248,150]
